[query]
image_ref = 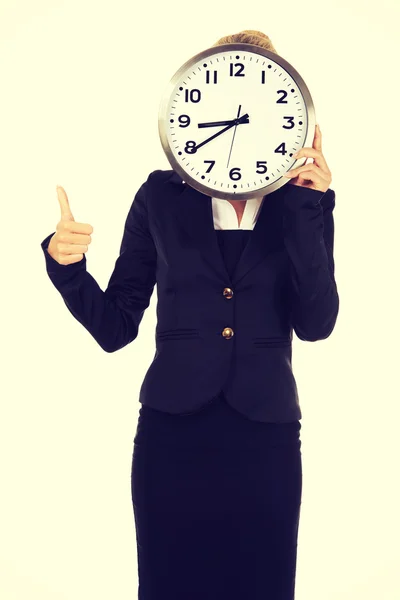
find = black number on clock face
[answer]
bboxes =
[205,70,218,84]
[229,167,242,180]
[184,89,201,103]
[274,142,287,155]
[230,63,245,77]
[184,140,197,154]
[282,116,295,129]
[178,115,191,127]
[256,161,268,174]
[276,90,288,103]
[204,160,215,173]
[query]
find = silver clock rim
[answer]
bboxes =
[158,43,316,201]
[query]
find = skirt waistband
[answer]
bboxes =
[134,393,301,449]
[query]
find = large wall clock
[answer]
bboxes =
[158,43,317,201]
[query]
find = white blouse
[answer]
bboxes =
[212,196,265,230]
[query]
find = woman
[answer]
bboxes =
[41,29,338,600]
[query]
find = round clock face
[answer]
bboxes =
[158,43,316,201]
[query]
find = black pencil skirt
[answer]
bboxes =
[131,392,302,600]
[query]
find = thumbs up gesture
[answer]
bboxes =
[47,186,93,265]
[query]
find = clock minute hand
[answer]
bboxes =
[198,117,250,128]
[194,113,249,152]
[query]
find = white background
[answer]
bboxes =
[1,1,399,598]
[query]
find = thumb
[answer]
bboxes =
[56,185,75,221]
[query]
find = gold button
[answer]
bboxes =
[222,327,234,339]
[223,287,234,299]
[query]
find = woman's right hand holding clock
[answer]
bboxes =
[47,186,93,265]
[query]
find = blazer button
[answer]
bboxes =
[222,327,234,339]
[223,287,234,299]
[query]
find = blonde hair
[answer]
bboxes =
[212,29,277,54]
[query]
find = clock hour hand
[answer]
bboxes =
[194,113,249,152]
[198,116,250,128]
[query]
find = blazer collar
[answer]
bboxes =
[174,180,284,285]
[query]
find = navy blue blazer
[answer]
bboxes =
[41,169,339,422]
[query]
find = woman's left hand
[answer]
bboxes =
[283,124,332,193]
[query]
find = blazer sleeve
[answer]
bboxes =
[40,173,157,352]
[281,184,339,341]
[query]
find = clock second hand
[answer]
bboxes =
[193,113,249,152]
[226,105,241,170]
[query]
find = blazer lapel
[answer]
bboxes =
[174,181,283,285]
